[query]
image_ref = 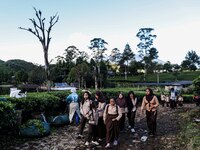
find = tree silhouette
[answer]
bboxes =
[19,7,59,91]
[89,38,108,89]
[136,28,157,81]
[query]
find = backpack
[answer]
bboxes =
[106,104,118,115]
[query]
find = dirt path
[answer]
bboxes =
[0,104,195,150]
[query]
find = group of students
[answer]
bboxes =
[66,88,160,148]
[160,88,184,108]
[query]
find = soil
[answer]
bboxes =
[0,104,196,150]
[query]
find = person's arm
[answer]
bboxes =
[153,96,159,108]
[103,105,108,123]
[115,106,122,121]
[140,97,145,112]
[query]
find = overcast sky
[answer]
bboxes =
[0,0,200,65]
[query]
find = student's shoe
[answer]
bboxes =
[92,141,99,145]
[128,125,131,129]
[85,141,89,146]
[113,140,118,146]
[98,138,102,142]
[105,143,111,148]
[131,128,135,133]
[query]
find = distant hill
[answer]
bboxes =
[0,59,38,73]
[135,54,165,64]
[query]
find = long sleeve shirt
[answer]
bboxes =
[116,98,128,113]
[141,96,159,112]
[80,99,92,117]
[103,104,122,122]
[87,109,99,125]
[97,101,106,117]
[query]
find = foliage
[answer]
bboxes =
[7,93,60,113]
[136,28,157,81]
[181,50,200,71]
[193,76,200,95]
[0,101,16,130]
[179,108,200,150]
[20,119,46,134]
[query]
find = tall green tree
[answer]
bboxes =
[89,38,108,89]
[19,8,59,91]
[109,48,121,74]
[136,28,157,81]
[121,44,134,79]
[181,50,200,71]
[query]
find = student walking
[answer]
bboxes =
[78,91,92,138]
[126,91,137,133]
[85,102,99,146]
[140,88,159,136]
[116,92,128,131]
[95,91,106,141]
[103,98,122,148]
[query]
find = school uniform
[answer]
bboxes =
[97,101,106,139]
[141,95,159,136]
[103,104,122,145]
[160,94,166,107]
[126,97,137,130]
[116,98,128,131]
[177,96,183,106]
[79,99,92,136]
[85,108,99,143]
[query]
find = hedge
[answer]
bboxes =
[0,101,16,130]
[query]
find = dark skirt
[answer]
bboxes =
[105,114,119,143]
[146,110,157,135]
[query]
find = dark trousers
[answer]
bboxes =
[87,124,97,142]
[146,110,157,135]
[170,100,177,109]
[97,116,106,139]
[105,114,119,143]
[127,111,136,128]
[79,116,87,135]
[119,113,125,131]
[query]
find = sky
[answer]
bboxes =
[0,0,200,66]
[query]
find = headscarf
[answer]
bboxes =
[146,88,154,102]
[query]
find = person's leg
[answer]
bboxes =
[79,116,87,135]
[130,111,136,129]
[127,112,131,127]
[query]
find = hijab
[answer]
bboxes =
[146,88,154,102]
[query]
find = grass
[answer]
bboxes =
[178,107,200,150]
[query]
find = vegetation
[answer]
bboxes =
[0,101,16,130]
[179,108,200,149]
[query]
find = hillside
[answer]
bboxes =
[0,59,38,73]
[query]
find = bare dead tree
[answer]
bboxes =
[19,7,59,91]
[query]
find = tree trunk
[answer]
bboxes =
[94,66,98,90]
[44,49,51,91]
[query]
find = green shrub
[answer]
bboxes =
[7,94,60,113]
[0,101,16,130]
